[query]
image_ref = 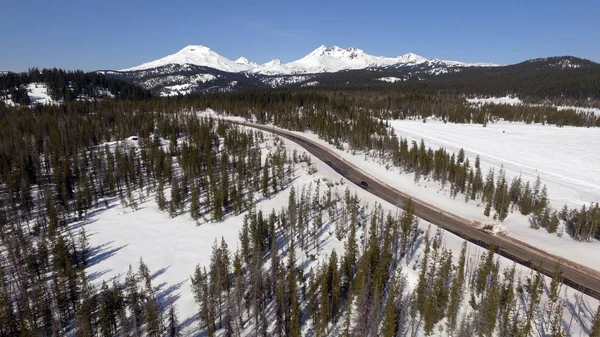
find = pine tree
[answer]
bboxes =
[316,265,330,337]
[262,157,270,197]
[166,304,181,337]
[415,229,431,314]
[190,184,201,220]
[590,305,600,337]
[78,227,89,268]
[288,240,301,337]
[484,199,492,217]
[75,272,94,337]
[329,250,341,322]
[156,178,166,211]
[382,278,398,337]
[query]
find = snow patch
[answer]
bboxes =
[27,83,57,105]
[377,76,405,83]
[467,95,524,106]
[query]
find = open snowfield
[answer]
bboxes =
[75,130,377,335]
[195,110,600,273]
[257,120,600,274]
[26,83,56,105]
[467,95,523,106]
[390,119,600,209]
[73,116,599,336]
[466,95,600,116]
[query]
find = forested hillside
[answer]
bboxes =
[295,60,600,104]
[0,68,152,104]
[0,98,598,336]
[0,66,599,335]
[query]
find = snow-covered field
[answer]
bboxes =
[377,76,405,83]
[75,120,598,336]
[466,95,600,115]
[77,130,362,335]
[194,110,600,273]
[467,95,523,106]
[2,83,57,106]
[391,119,600,209]
[242,119,600,274]
[26,83,56,105]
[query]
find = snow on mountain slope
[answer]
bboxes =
[27,83,57,105]
[252,45,404,75]
[122,45,254,73]
[251,59,291,75]
[123,44,500,76]
[234,57,258,68]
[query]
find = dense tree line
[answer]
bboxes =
[0,96,300,335]
[294,56,600,104]
[0,68,152,104]
[184,188,593,337]
[0,75,597,335]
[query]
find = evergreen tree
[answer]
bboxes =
[590,305,600,337]
[166,304,181,337]
[190,184,201,220]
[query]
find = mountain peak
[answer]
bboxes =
[235,57,250,64]
[178,45,211,54]
[122,45,254,73]
[397,52,429,64]
[265,59,283,66]
[122,44,502,75]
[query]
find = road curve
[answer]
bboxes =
[231,120,600,300]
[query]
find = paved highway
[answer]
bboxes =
[233,121,600,300]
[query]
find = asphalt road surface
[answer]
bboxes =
[233,121,600,300]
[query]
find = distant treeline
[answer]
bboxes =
[0,68,152,103]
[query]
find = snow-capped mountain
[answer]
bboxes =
[250,45,405,75]
[108,45,596,96]
[122,44,498,76]
[122,45,256,73]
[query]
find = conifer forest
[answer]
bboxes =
[0,69,599,337]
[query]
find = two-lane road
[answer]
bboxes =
[234,121,600,300]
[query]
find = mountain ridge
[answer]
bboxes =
[105,45,599,97]
[122,44,500,75]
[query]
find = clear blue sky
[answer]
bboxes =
[2,0,599,71]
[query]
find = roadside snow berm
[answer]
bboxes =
[472,221,508,236]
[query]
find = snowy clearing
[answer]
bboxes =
[466,95,600,116]
[253,119,600,273]
[27,83,57,105]
[377,76,405,83]
[75,119,598,336]
[390,119,600,209]
[467,95,523,106]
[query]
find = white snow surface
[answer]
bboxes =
[467,95,524,106]
[389,119,600,209]
[194,112,600,275]
[27,83,56,105]
[77,114,598,336]
[554,105,600,115]
[123,44,500,75]
[377,76,405,83]
[122,45,255,73]
[466,95,600,115]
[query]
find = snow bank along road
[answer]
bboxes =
[232,120,600,301]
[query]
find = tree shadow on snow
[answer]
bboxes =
[87,241,129,268]
[151,265,171,280]
[180,313,209,337]
[156,280,185,312]
[87,268,112,282]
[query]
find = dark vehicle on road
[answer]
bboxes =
[360,181,368,187]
